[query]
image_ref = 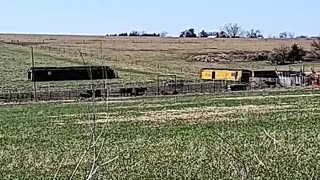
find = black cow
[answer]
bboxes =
[160,90,170,95]
[120,88,133,96]
[172,90,179,95]
[263,80,277,88]
[133,87,148,96]
[79,90,102,98]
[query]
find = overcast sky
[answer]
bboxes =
[0,0,319,36]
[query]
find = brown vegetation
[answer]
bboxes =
[0,34,319,88]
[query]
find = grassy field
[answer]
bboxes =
[1,35,320,88]
[1,90,320,179]
[0,44,168,89]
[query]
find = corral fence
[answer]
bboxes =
[0,80,242,102]
[0,77,305,103]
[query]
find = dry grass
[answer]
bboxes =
[0,34,319,88]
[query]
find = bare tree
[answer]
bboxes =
[160,31,168,38]
[288,33,295,39]
[270,44,306,65]
[279,32,288,39]
[270,45,290,64]
[222,23,243,38]
[311,40,320,58]
[246,29,263,38]
[65,51,118,180]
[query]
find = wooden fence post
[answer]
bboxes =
[157,76,160,95]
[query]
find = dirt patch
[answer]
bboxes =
[187,50,270,63]
[219,93,320,100]
[53,104,297,125]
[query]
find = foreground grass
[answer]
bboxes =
[1,90,320,179]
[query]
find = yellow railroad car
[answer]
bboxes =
[200,68,252,83]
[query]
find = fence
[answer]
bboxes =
[4,42,199,75]
[0,80,238,102]
[0,76,309,103]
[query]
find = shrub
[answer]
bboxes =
[288,44,306,63]
[270,44,306,65]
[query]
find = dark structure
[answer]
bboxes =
[252,70,304,87]
[119,87,148,97]
[80,89,102,98]
[28,66,118,82]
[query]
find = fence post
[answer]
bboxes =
[157,76,160,95]
[174,75,177,92]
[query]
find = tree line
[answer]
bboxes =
[106,23,319,39]
[106,31,165,37]
[180,23,317,39]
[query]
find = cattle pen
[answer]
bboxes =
[0,78,312,103]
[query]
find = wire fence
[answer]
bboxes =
[0,80,243,102]
[0,77,305,103]
[0,42,311,102]
[5,42,199,75]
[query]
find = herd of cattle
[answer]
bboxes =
[79,80,187,98]
[119,87,148,96]
[79,87,148,98]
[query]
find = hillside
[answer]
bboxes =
[0,35,319,88]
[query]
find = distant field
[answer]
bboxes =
[1,90,320,179]
[0,34,320,88]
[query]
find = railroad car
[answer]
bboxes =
[200,68,252,83]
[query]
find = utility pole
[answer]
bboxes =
[31,47,37,101]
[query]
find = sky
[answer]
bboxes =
[0,0,319,37]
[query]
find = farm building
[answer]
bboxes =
[251,70,305,88]
[28,66,118,82]
[200,68,252,83]
[200,68,309,88]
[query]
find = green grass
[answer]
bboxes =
[0,44,180,88]
[1,90,320,179]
